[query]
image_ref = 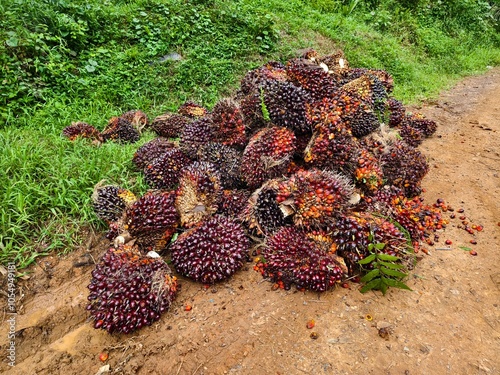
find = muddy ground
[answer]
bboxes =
[1,68,499,375]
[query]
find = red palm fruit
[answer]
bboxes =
[179,116,215,159]
[175,162,221,227]
[352,148,384,193]
[132,137,175,170]
[285,58,339,100]
[170,215,249,284]
[143,147,190,190]
[237,61,288,98]
[211,98,247,148]
[177,101,208,118]
[402,112,437,137]
[240,127,296,189]
[151,113,191,139]
[101,116,140,143]
[62,122,102,142]
[218,189,251,218]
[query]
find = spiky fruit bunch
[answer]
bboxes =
[386,98,406,127]
[285,58,338,100]
[170,215,249,284]
[276,169,354,228]
[352,148,384,192]
[178,101,208,118]
[398,123,424,147]
[124,191,179,252]
[151,113,191,139]
[143,148,190,190]
[211,99,247,148]
[402,113,437,137]
[341,74,387,113]
[218,189,251,218]
[240,127,297,189]
[101,117,140,143]
[132,138,175,170]
[239,91,267,130]
[304,116,359,173]
[329,211,407,274]
[198,143,243,189]
[242,180,288,235]
[238,61,288,97]
[92,184,137,223]
[175,162,221,227]
[62,122,102,141]
[86,245,177,334]
[257,226,346,291]
[263,80,311,133]
[120,110,149,131]
[380,141,429,197]
[179,116,215,159]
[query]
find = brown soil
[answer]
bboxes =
[1,68,500,375]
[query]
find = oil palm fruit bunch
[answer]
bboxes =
[341,73,388,114]
[241,180,289,236]
[198,142,244,189]
[86,244,178,334]
[151,113,191,139]
[401,113,437,137]
[101,116,140,144]
[398,123,425,147]
[276,169,354,228]
[62,122,102,142]
[336,68,394,94]
[256,226,346,291]
[178,101,208,118]
[179,116,215,159]
[92,183,137,223]
[211,98,247,149]
[385,98,406,127]
[238,61,288,98]
[285,58,338,100]
[120,110,149,133]
[352,148,385,193]
[329,211,407,274]
[218,189,251,218]
[124,191,179,253]
[143,148,190,190]
[240,127,296,189]
[380,141,429,197]
[170,215,249,284]
[175,162,221,227]
[132,137,175,170]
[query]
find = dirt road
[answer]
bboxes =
[1,68,499,375]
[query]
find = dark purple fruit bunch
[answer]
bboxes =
[86,245,178,334]
[401,113,437,137]
[101,117,140,143]
[256,226,346,291]
[276,169,354,228]
[385,98,406,127]
[398,123,424,147]
[285,58,338,100]
[380,141,429,197]
[62,122,102,142]
[178,101,208,118]
[170,215,249,284]
[198,142,244,189]
[143,148,190,190]
[329,211,407,274]
[151,113,191,139]
[242,180,288,235]
[211,99,247,149]
[175,161,221,227]
[120,110,149,131]
[218,189,251,218]
[179,116,215,159]
[92,184,137,223]
[124,191,179,252]
[238,61,288,97]
[240,127,296,189]
[132,138,175,170]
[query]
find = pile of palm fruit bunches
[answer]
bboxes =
[64,50,447,334]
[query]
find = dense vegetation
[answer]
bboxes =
[1,0,499,268]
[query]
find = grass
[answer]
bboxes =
[1,0,499,269]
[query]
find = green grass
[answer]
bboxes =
[1,0,499,269]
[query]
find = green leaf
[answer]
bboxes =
[379,280,388,295]
[379,260,405,269]
[374,242,386,250]
[380,266,407,279]
[358,253,376,265]
[360,278,381,293]
[6,37,19,47]
[377,253,399,262]
[360,268,380,282]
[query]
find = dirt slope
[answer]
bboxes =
[1,68,499,375]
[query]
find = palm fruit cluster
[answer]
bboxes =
[286,58,338,101]
[218,189,251,218]
[198,142,243,189]
[170,215,249,284]
[62,122,102,142]
[124,191,179,252]
[179,116,215,159]
[352,148,384,193]
[276,169,354,228]
[177,101,208,118]
[143,148,191,190]
[101,116,140,143]
[151,113,191,139]
[86,245,177,334]
[92,184,137,223]
[211,99,247,149]
[256,226,346,292]
[240,127,296,188]
[120,110,149,132]
[132,137,175,170]
[175,162,221,227]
